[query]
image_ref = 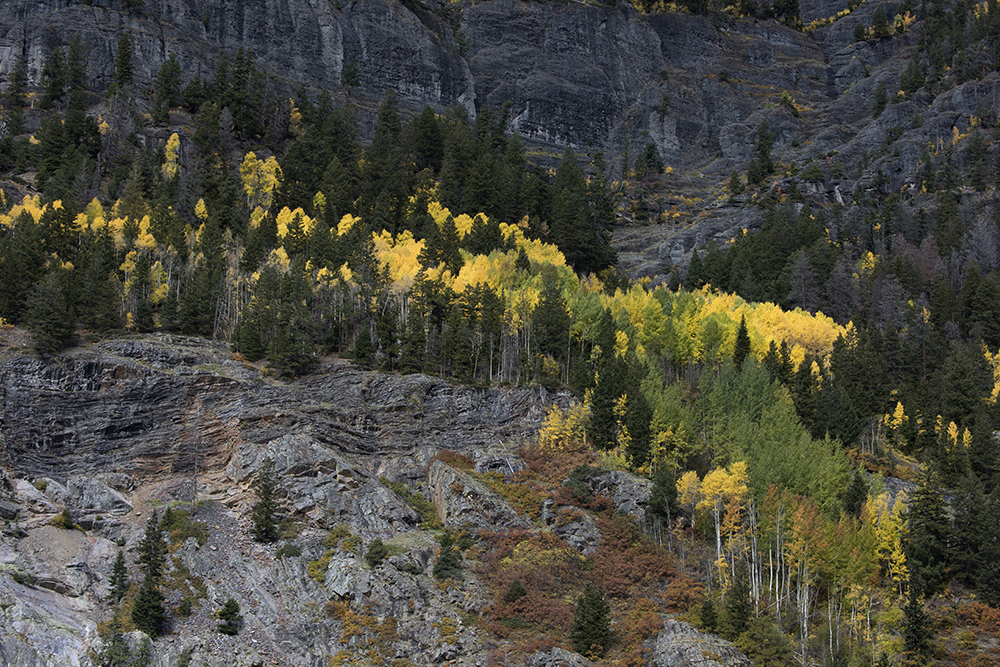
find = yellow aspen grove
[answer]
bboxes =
[697,462,749,588]
[868,491,908,597]
[537,403,591,452]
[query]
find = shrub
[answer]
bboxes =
[217,597,242,635]
[365,538,389,567]
[51,508,76,530]
[801,163,825,182]
[276,544,302,558]
[159,508,208,547]
[177,597,192,618]
[381,478,443,530]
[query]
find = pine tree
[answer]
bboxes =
[250,459,281,543]
[842,469,868,518]
[872,82,888,119]
[902,587,931,661]
[131,573,165,638]
[154,54,182,123]
[25,269,76,357]
[114,33,135,90]
[108,551,130,603]
[534,270,570,362]
[505,579,528,603]
[217,598,242,635]
[4,56,28,136]
[701,597,719,633]
[904,473,950,597]
[137,511,167,581]
[40,46,67,110]
[570,583,611,659]
[733,315,751,370]
[724,562,752,640]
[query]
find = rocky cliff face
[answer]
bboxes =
[1,335,742,667]
[2,0,975,277]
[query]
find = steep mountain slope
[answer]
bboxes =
[4,0,988,277]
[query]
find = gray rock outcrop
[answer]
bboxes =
[650,618,752,667]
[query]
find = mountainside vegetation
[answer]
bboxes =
[3,0,1000,664]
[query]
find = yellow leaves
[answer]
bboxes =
[984,345,1000,406]
[893,10,915,32]
[275,206,314,238]
[868,491,908,593]
[149,261,170,304]
[373,229,423,294]
[338,213,359,236]
[162,133,180,180]
[677,471,701,510]
[538,402,591,452]
[240,151,282,212]
[598,445,633,471]
[288,99,303,138]
[194,199,208,221]
[883,402,905,443]
[614,330,629,358]
[696,462,748,516]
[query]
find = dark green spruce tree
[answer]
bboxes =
[570,583,611,658]
[251,458,280,543]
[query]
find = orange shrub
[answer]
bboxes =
[663,571,705,612]
[591,514,673,598]
[956,601,1000,635]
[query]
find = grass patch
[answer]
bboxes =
[159,508,209,548]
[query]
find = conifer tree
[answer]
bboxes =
[251,458,280,543]
[534,270,570,362]
[25,269,75,357]
[137,511,167,581]
[902,587,931,661]
[108,551,130,603]
[701,597,719,633]
[872,82,887,119]
[904,474,950,597]
[733,315,751,370]
[154,54,182,123]
[40,46,67,110]
[4,56,28,136]
[217,598,242,635]
[114,33,135,90]
[505,579,528,603]
[724,562,752,640]
[570,583,610,658]
[131,573,165,638]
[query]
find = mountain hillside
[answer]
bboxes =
[4,0,1000,665]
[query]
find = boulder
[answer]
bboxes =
[650,619,751,667]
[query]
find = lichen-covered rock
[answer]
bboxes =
[525,646,592,666]
[649,618,751,667]
[589,470,652,525]
[427,459,531,534]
